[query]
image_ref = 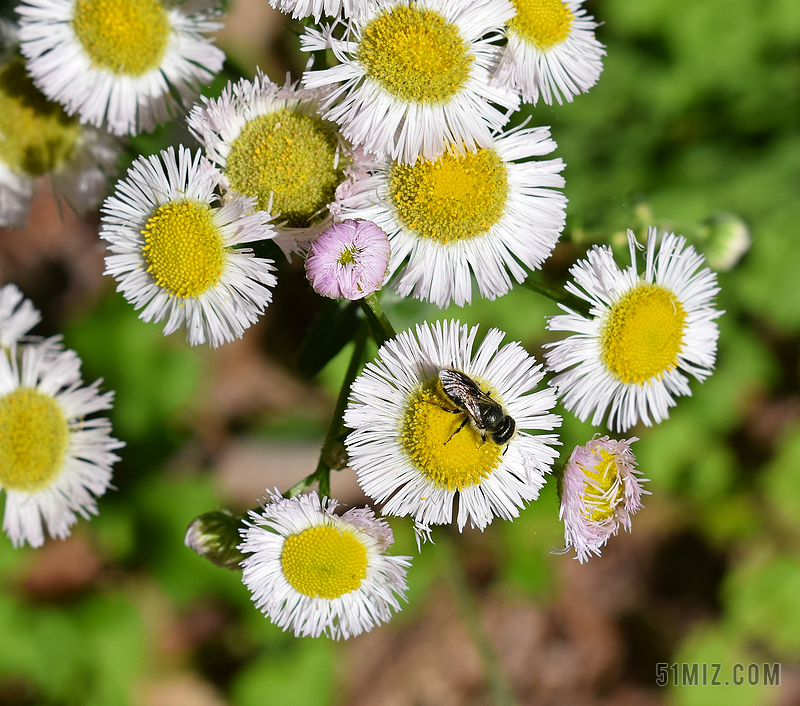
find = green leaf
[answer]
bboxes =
[762,427,800,532]
[670,623,775,706]
[499,480,562,596]
[231,639,335,706]
[296,298,360,378]
[724,551,800,657]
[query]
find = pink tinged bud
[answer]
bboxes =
[305,219,390,300]
[559,435,648,563]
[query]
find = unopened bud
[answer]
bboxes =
[185,511,246,570]
[700,213,751,271]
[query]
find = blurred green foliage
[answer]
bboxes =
[0,0,799,703]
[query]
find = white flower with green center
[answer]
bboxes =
[239,491,410,639]
[0,341,123,548]
[0,56,119,228]
[301,0,520,164]
[188,72,352,255]
[344,320,561,534]
[335,125,566,307]
[545,228,723,432]
[559,435,646,563]
[100,146,278,348]
[0,284,40,349]
[494,0,605,105]
[16,0,225,136]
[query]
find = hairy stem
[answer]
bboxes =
[360,292,396,346]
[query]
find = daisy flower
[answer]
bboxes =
[305,219,391,299]
[334,125,566,307]
[545,228,723,432]
[344,319,561,534]
[301,0,520,164]
[494,0,605,105]
[100,146,278,348]
[0,341,123,548]
[239,491,410,639]
[188,72,352,254]
[0,283,41,349]
[17,0,225,136]
[559,435,645,563]
[269,0,384,23]
[0,56,119,228]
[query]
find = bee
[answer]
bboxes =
[437,368,516,447]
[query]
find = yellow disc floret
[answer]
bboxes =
[389,147,508,244]
[0,59,81,177]
[579,449,622,523]
[509,0,574,51]
[358,6,474,104]
[281,525,368,599]
[142,200,225,298]
[401,378,502,491]
[600,283,687,385]
[226,109,344,228]
[72,0,170,76]
[0,388,70,492]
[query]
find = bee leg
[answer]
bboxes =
[443,417,469,445]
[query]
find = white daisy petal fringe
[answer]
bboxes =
[239,491,410,639]
[101,146,278,347]
[17,0,225,136]
[0,343,123,548]
[301,0,520,164]
[545,228,723,432]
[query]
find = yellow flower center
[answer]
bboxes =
[226,109,344,228]
[389,148,508,244]
[401,379,502,491]
[509,0,574,51]
[142,200,225,298]
[0,388,70,492]
[600,283,687,385]
[337,247,357,265]
[579,449,622,523]
[0,59,81,177]
[281,525,368,599]
[72,0,170,76]
[357,6,474,104]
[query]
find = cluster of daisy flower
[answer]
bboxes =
[0,0,729,643]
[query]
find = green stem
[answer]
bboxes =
[442,540,519,706]
[285,322,368,500]
[522,274,592,318]
[360,292,396,346]
[327,321,368,445]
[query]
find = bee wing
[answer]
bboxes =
[438,368,492,422]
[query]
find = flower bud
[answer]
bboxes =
[305,219,390,300]
[185,511,246,570]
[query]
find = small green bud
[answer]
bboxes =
[185,510,246,571]
[321,437,349,470]
[698,213,751,271]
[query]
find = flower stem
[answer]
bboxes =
[359,292,396,346]
[442,539,519,706]
[522,273,592,318]
[285,322,368,499]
